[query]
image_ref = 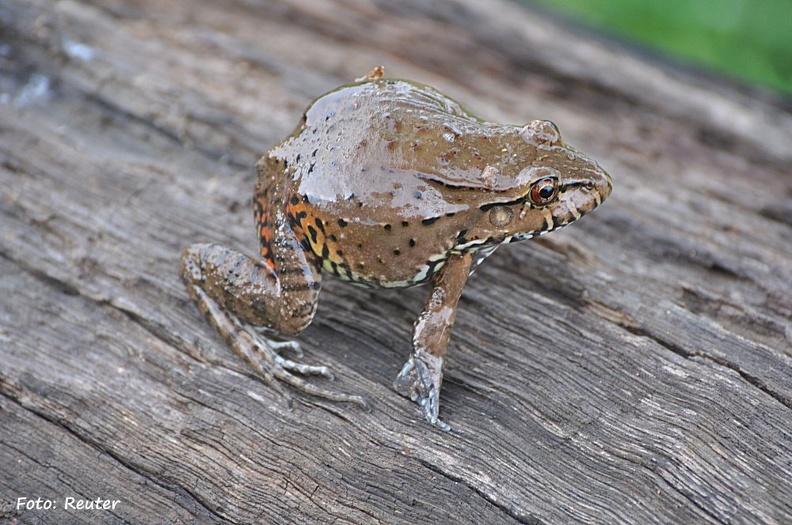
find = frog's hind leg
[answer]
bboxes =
[180,242,369,409]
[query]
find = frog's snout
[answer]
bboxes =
[597,167,613,202]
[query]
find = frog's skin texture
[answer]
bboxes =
[181,68,612,430]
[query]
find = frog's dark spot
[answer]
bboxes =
[384,224,392,231]
[295,153,301,164]
[307,163,316,174]
[282,282,321,293]
[322,244,330,259]
[307,225,318,244]
[338,218,348,228]
[302,194,310,203]
[336,249,344,257]
[356,262,366,269]
[312,148,319,157]
[394,249,401,256]
[456,229,469,242]
[422,217,439,226]
[413,191,423,200]
[314,218,325,233]
[295,211,308,221]
[283,160,289,169]
[347,193,356,200]
[290,195,300,205]
[329,234,337,242]
[357,243,363,249]
[409,238,416,247]
[325,112,335,121]
[299,238,312,252]
[401,221,409,227]
[277,267,304,275]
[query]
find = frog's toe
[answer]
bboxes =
[274,367,371,410]
[252,328,304,358]
[275,354,334,379]
[394,354,450,431]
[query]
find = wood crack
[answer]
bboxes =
[623,324,792,411]
[0,390,231,524]
[416,459,547,525]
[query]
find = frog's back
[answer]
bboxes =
[260,80,494,288]
[258,78,611,289]
[271,79,486,213]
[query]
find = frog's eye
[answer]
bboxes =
[528,177,559,206]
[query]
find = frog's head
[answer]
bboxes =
[452,119,612,250]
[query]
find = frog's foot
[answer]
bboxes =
[393,351,450,431]
[251,326,304,358]
[237,325,371,411]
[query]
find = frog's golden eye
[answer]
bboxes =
[528,177,559,206]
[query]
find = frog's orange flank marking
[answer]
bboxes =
[254,189,276,271]
[286,195,351,280]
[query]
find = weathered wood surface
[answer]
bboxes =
[1,0,790,523]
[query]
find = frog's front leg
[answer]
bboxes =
[180,240,369,409]
[394,253,473,430]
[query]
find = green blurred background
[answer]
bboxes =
[528,0,792,97]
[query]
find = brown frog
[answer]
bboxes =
[181,67,612,430]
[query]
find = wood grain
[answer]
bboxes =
[1,1,790,524]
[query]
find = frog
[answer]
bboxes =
[181,66,612,430]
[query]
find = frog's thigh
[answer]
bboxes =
[180,242,321,335]
[181,243,370,408]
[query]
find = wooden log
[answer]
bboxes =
[1,0,790,523]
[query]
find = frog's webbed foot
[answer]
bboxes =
[393,351,450,431]
[236,325,371,411]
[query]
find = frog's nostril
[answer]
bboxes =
[598,171,613,199]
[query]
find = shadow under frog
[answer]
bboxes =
[181,67,612,430]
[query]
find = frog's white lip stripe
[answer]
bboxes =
[453,239,488,251]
